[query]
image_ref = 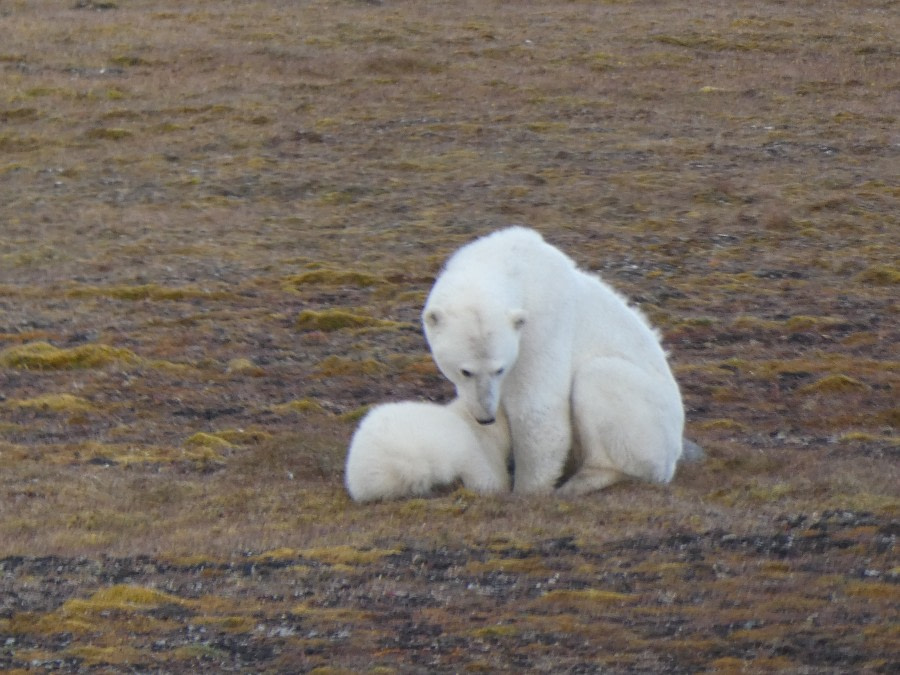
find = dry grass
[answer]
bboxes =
[0,0,897,672]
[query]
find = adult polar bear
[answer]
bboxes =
[423,226,687,495]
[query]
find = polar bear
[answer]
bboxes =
[423,226,689,495]
[345,399,511,502]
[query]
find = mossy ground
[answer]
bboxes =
[0,1,897,672]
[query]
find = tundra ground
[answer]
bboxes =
[0,1,897,672]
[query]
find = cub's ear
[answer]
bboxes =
[424,309,441,329]
[509,309,527,331]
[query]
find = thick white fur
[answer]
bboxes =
[423,226,686,495]
[345,399,511,502]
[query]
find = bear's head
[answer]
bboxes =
[423,306,526,425]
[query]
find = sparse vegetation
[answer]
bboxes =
[0,0,897,672]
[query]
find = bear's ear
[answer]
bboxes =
[509,309,527,331]
[424,309,441,330]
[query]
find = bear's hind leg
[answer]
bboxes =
[557,466,627,495]
[570,356,683,486]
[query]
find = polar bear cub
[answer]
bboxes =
[345,399,511,502]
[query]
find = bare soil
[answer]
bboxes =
[0,1,897,672]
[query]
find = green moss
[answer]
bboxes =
[844,580,899,599]
[839,432,899,446]
[300,545,401,566]
[184,432,235,451]
[67,283,225,301]
[470,623,520,639]
[731,315,780,331]
[0,342,139,370]
[0,133,41,152]
[225,357,264,375]
[83,584,189,609]
[466,557,550,575]
[318,190,355,205]
[799,374,868,394]
[283,268,385,290]
[298,309,368,331]
[0,107,39,122]
[309,667,359,675]
[65,645,145,667]
[856,265,900,285]
[291,602,374,624]
[5,393,95,413]
[110,54,150,67]
[296,308,404,332]
[211,428,272,445]
[29,584,190,636]
[315,355,385,376]
[251,547,300,562]
[272,398,330,415]
[708,481,793,506]
[699,418,748,432]
[192,614,256,633]
[338,405,371,423]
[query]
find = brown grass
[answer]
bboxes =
[0,0,897,672]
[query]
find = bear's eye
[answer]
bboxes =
[461,369,473,378]
[494,367,504,376]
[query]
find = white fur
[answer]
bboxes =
[345,399,511,502]
[423,226,686,495]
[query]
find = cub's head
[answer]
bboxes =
[423,305,526,425]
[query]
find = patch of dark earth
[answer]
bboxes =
[1,510,896,672]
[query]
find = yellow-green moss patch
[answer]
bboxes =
[250,547,301,563]
[0,342,139,370]
[283,268,386,290]
[296,309,404,332]
[65,645,146,667]
[466,556,550,575]
[799,374,869,394]
[300,545,401,566]
[226,357,264,375]
[4,393,95,413]
[708,481,794,506]
[272,398,330,415]
[209,428,272,445]
[337,405,371,423]
[315,355,386,376]
[29,584,193,636]
[67,283,232,302]
[80,584,190,610]
[184,432,235,451]
[699,418,748,432]
[855,265,900,285]
[291,602,374,624]
[191,614,257,633]
[839,431,899,446]
[470,623,520,639]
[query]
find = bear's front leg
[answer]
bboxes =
[509,405,571,495]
